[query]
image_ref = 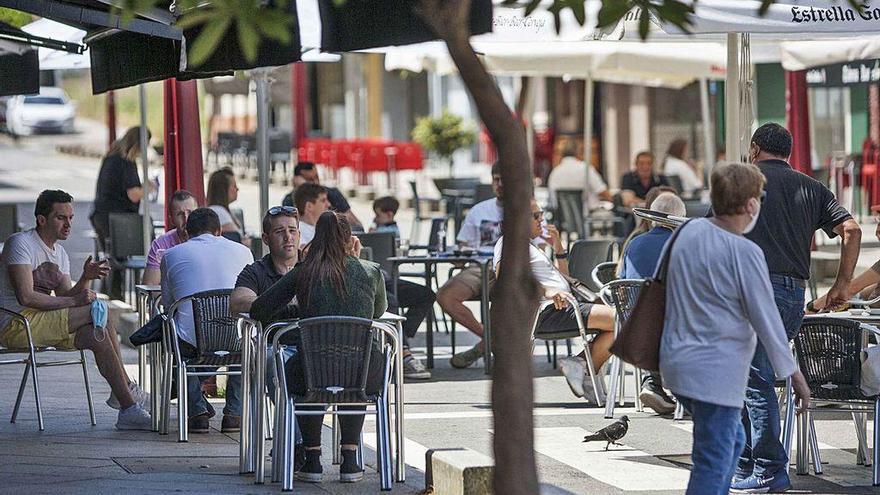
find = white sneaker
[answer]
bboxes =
[582,372,607,406]
[403,356,431,380]
[559,357,587,398]
[107,381,150,410]
[115,404,152,430]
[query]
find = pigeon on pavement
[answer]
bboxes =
[583,415,629,450]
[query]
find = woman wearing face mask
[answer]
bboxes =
[660,162,811,495]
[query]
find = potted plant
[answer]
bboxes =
[411,110,476,176]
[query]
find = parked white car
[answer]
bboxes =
[5,87,76,136]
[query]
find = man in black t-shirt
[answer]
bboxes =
[281,161,364,231]
[731,123,861,493]
[620,151,669,206]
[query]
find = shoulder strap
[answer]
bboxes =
[655,219,694,282]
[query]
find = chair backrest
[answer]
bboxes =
[355,231,396,273]
[433,177,481,194]
[602,279,645,325]
[190,289,240,359]
[427,217,450,252]
[794,317,872,401]
[0,204,19,242]
[683,199,711,218]
[664,174,683,195]
[296,316,380,403]
[409,181,422,210]
[569,239,616,291]
[473,184,495,203]
[108,213,145,258]
[556,189,586,239]
[591,261,618,288]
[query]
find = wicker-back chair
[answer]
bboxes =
[591,261,619,289]
[600,279,647,418]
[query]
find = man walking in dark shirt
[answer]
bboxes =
[731,123,861,493]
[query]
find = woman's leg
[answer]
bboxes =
[679,396,744,495]
[338,405,367,450]
[296,406,326,449]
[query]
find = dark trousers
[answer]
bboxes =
[298,406,367,448]
[387,280,436,349]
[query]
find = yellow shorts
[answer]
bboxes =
[0,308,75,350]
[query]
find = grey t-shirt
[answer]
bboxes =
[660,219,798,408]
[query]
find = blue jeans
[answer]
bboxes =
[678,396,746,495]
[187,371,242,418]
[738,274,804,479]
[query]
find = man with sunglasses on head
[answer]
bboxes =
[730,123,861,493]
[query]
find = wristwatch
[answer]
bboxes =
[556,251,569,260]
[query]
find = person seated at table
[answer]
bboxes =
[282,161,364,232]
[620,151,670,207]
[494,199,616,404]
[439,162,505,369]
[369,196,401,240]
[662,139,703,198]
[293,183,330,248]
[207,167,250,246]
[160,208,254,434]
[547,140,612,211]
[142,190,198,285]
[619,192,686,414]
[250,211,386,484]
[382,271,434,380]
[0,189,151,430]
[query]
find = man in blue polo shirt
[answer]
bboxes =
[620,192,685,415]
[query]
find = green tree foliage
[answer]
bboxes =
[411,111,477,163]
[0,7,32,28]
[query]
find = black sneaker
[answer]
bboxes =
[639,381,676,414]
[294,444,307,473]
[294,449,323,483]
[340,449,364,483]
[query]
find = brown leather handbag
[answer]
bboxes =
[609,220,692,371]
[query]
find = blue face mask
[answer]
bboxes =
[91,300,109,342]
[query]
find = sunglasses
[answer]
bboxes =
[532,210,544,220]
[267,206,299,218]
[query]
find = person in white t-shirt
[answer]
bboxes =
[0,190,152,430]
[293,182,330,248]
[494,199,616,404]
[207,167,250,246]
[662,139,703,197]
[547,142,612,211]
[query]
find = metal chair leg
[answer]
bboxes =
[544,341,552,364]
[28,351,44,431]
[796,408,809,475]
[80,351,96,426]
[808,414,823,474]
[161,352,173,435]
[872,398,879,486]
[604,356,621,419]
[673,401,685,420]
[634,368,643,413]
[852,410,869,466]
[10,360,30,424]
[618,360,626,406]
[177,363,188,442]
[378,397,392,491]
[782,379,796,464]
[281,398,295,492]
[333,408,341,464]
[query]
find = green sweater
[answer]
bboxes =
[250,256,387,325]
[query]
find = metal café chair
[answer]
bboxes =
[271,316,398,491]
[530,292,605,406]
[600,279,647,418]
[591,261,618,289]
[107,212,147,303]
[161,289,242,442]
[569,239,618,293]
[0,306,95,431]
[789,317,880,485]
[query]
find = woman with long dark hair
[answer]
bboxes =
[90,126,149,299]
[250,211,387,484]
[206,167,248,245]
[662,138,703,197]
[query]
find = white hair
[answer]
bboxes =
[650,192,686,228]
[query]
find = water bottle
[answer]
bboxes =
[437,222,447,253]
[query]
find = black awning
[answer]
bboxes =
[317,0,493,52]
[0,47,39,96]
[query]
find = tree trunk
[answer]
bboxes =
[419,4,542,492]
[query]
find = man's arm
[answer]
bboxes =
[8,265,91,310]
[142,267,161,285]
[54,256,107,298]
[823,218,862,309]
[230,286,258,315]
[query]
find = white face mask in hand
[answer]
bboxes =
[743,198,761,234]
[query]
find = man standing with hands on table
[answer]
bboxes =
[731,123,862,493]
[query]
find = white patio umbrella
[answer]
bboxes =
[21,18,88,70]
[781,36,880,70]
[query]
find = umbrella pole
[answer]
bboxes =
[699,78,715,179]
[138,85,151,257]
[583,76,594,187]
[725,33,742,163]
[254,69,271,257]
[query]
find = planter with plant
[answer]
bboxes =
[411,110,476,176]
